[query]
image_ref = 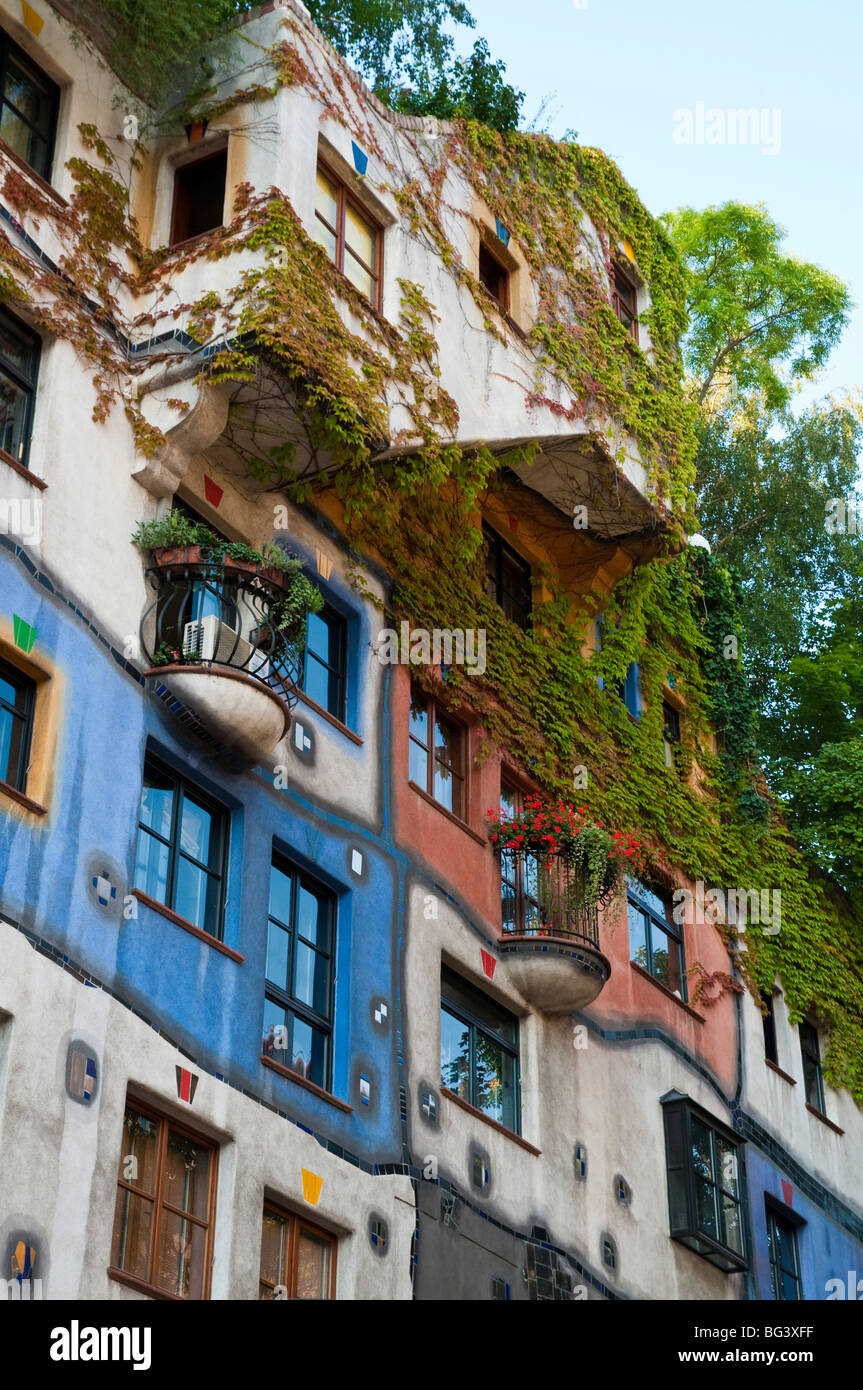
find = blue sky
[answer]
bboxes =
[464,0,861,409]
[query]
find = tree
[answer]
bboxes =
[663,203,851,411]
[394,38,524,132]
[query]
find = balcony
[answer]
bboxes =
[139,544,306,763]
[498,847,611,1014]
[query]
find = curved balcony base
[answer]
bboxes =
[498,934,610,1014]
[144,665,290,764]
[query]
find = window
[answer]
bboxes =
[799,1020,825,1113]
[313,162,381,308]
[261,855,335,1091]
[134,755,228,938]
[762,991,778,1065]
[661,1093,746,1272]
[628,879,685,997]
[611,262,638,340]
[302,605,347,721]
[483,523,531,629]
[440,965,520,1132]
[766,1205,802,1300]
[616,661,641,718]
[0,657,34,792]
[170,148,227,246]
[478,239,509,311]
[499,783,542,935]
[409,689,465,818]
[259,1203,335,1299]
[0,307,40,468]
[662,699,681,769]
[110,1101,217,1299]
[0,29,59,181]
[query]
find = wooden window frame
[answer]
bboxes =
[627,880,687,1001]
[302,603,348,723]
[408,687,467,820]
[259,1201,337,1300]
[170,146,228,248]
[109,1099,218,1301]
[0,27,59,184]
[262,852,336,1092]
[134,753,229,941]
[314,158,382,311]
[0,306,40,470]
[478,237,510,312]
[0,653,35,793]
[611,262,639,341]
[440,964,521,1135]
[483,522,531,630]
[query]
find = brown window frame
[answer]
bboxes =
[259,1201,337,1299]
[170,146,228,248]
[314,158,382,311]
[611,262,639,342]
[408,687,467,821]
[478,237,510,312]
[109,1098,218,1301]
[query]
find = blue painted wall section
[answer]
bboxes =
[746,1148,863,1300]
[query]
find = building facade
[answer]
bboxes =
[0,0,860,1302]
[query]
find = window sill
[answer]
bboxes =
[0,136,68,207]
[441,1087,540,1155]
[765,1058,796,1086]
[805,1102,844,1135]
[131,889,244,963]
[261,1055,354,1112]
[0,445,46,489]
[107,1266,189,1301]
[0,777,47,815]
[630,961,705,1023]
[295,689,362,744]
[408,781,486,845]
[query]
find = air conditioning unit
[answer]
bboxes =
[182,615,270,681]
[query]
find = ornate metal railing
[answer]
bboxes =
[500,847,602,948]
[139,551,303,706]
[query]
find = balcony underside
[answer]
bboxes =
[499,934,611,1014]
[144,664,290,763]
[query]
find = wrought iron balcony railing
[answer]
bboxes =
[500,847,601,948]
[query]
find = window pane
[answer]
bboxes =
[409,737,428,788]
[266,920,290,990]
[434,714,460,769]
[721,1190,743,1255]
[343,248,374,300]
[315,169,339,228]
[156,1208,207,1299]
[134,828,170,904]
[180,795,215,867]
[4,55,52,132]
[293,940,329,1015]
[0,372,30,459]
[0,105,45,172]
[0,310,38,377]
[111,1188,153,1282]
[433,756,456,813]
[628,902,648,970]
[474,1029,517,1128]
[163,1128,211,1221]
[0,704,25,785]
[650,923,681,992]
[262,999,289,1067]
[440,1006,470,1101]
[296,882,330,951]
[139,767,174,839]
[119,1108,159,1193]
[312,217,337,262]
[290,1014,328,1088]
[409,694,428,745]
[174,856,220,934]
[259,1209,288,1295]
[344,202,375,267]
[269,860,293,928]
[691,1119,718,1240]
[441,968,519,1045]
[296,1227,331,1298]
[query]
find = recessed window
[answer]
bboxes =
[261,854,335,1091]
[662,1094,746,1272]
[110,1100,217,1299]
[134,754,228,938]
[0,307,40,468]
[662,699,681,769]
[170,148,227,246]
[478,239,509,311]
[614,661,641,718]
[409,689,465,818]
[762,991,778,1065]
[302,605,347,721]
[0,29,59,181]
[628,879,685,997]
[611,263,638,340]
[313,163,381,308]
[0,656,34,793]
[601,1235,617,1271]
[483,523,531,629]
[499,783,542,935]
[766,1204,802,1301]
[799,1020,825,1113]
[440,965,520,1133]
[259,1203,335,1299]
